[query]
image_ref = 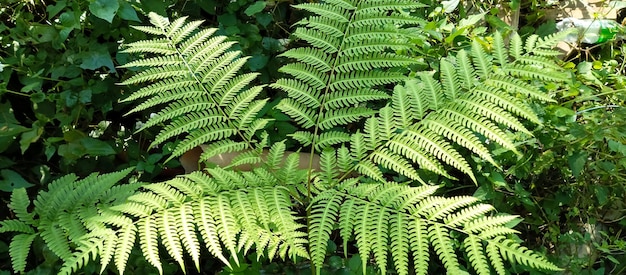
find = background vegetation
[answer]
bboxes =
[1,0,625,274]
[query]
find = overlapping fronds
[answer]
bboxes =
[120,12,269,162]
[0,2,569,274]
[318,31,568,185]
[309,183,562,275]
[0,168,137,275]
[275,0,568,185]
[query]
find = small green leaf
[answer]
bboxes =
[80,138,116,156]
[30,92,45,103]
[79,89,92,104]
[89,0,119,23]
[256,13,273,27]
[118,0,140,22]
[80,46,116,72]
[328,256,343,269]
[0,170,34,192]
[595,186,608,206]
[19,125,43,154]
[244,1,266,16]
[568,151,588,178]
[0,103,28,139]
[247,55,268,71]
[46,0,67,18]
[218,13,237,26]
[0,157,15,169]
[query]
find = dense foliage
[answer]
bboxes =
[1,0,625,274]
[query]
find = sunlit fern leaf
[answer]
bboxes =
[456,98,530,134]
[319,107,376,130]
[404,127,474,180]
[429,223,461,273]
[456,49,477,90]
[120,13,264,161]
[179,203,201,271]
[309,193,342,274]
[59,238,100,275]
[471,39,494,80]
[378,106,396,140]
[484,75,555,102]
[410,217,429,275]
[138,217,163,274]
[502,64,569,82]
[487,241,507,275]
[159,209,186,272]
[355,203,376,271]
[491,236,562,271]
[464,235,490,275]
[371,148,421,180]
[371,207,390,275]
[440,58,461,99]
[421,117,496,167]
[492,32,509,66]
[212,194,241,265]
[445,204,495,227]
[272,0,422,151]
[390,213,410,275]
[471,85,540,123]
[114,225,136,275]
[194,198,230,266]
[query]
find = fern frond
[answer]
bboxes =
[58,237,100,275]
[491,236,562,271]
[309,193,342,273]
[137,217,163,274]
[120,13,265,163]
[0,219,34,234]
[429,223,461,273]
[9,233,36,273]
[158,209,186,272]
[470,39,494,80]
[409,217,429,275]
[192,198,229,266]
[464,235,490,275]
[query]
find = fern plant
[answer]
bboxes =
[1,1,575,274]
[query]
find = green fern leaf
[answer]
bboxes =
[158,209,186,272]
[464,235,490,275]
[409,217,429,275]
[212,194,241,265]
[58,238,100,275]
[99,230,118,274]
[115,225,137,275]
[390,213,410,275]
[487,241,507,275]
[179,203,201,271]
[429,223,461,273]
[491,236,562,271]
[471,39,494,80]
[309,193,342,273]
[194,198,230,266]
[9,233,36,273]
[440,58,461,99]
[9,188,34,226]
